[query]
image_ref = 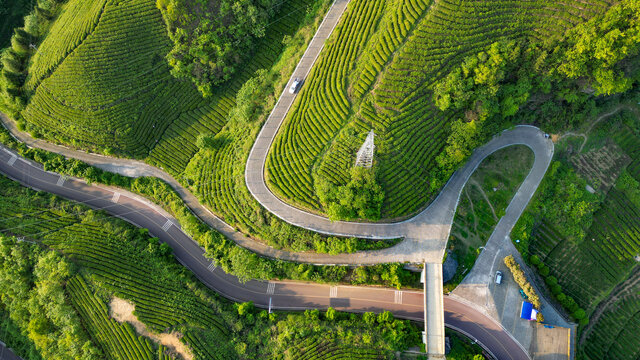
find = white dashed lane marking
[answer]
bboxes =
[161,219,173,231]
[266,282,276,295]
[329,286,338,298]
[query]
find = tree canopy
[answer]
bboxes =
[156,0,281,96]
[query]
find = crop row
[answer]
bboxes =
[23,0,195,157]
[25,0,109,90]
[582,293,640,360]
[150,0,316,177]
[266,0,611,217]
[344,0,612,216]
[613,128,640,181]
[266,0,387,209]
[39,222,229,336]
[67,275,158,360]
[285,337,383,360]
[530,185,640,311]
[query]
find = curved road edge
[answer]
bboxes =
[0,146,529,360]
[0,342,21,360]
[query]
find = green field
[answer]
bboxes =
[0,173,421,360]
[3,0,396,254]
[513,105,640,359]
[445,145,533,291]
[1,0,635,253]
[266,0,615,219]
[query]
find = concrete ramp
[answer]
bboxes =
[424,262,446,359]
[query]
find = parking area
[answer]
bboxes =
[452,244,573,360]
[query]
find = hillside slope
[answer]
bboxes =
[266,0,616,219]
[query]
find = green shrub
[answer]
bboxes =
[539,265,550,277]
[572,308,586,320]
[157,0,281,96]
[545,276,558,286]
[530,255,541,265]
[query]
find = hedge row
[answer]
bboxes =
[503,255,542,309]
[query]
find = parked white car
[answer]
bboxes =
[289,78,302,94]
[495,271,503,284]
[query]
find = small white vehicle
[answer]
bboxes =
[495,271,503,285]
[289,78,302,94]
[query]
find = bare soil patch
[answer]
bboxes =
[110,297,194,360]
[570,143,630,191]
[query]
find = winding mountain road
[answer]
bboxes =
[243,0,554,265]
[0,145,529,360]
[0,0,552,358]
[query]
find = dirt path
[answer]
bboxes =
[579,266,640,345]
[464,187,479,234]
[470,179,498,221]
[110,297,193,360]
[558,104,632,153]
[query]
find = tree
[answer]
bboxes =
[317,166,384,221]
[377,311,393,324]
[235,302,254,317]
[363,312,377,326]
[325,307,336,321]
[529,255,541,266]
[304,309,319,321]
[157,0,281,96]
[557,1,640,95]
[572,308,586,320]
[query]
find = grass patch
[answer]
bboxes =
[444,145,533,291]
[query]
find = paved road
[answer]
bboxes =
[0,0,548,357]
[248,123,554,264]
[0,146,529,360]
[244,0,554,264]
[0,343,21,360]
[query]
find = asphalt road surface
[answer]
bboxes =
[244,0,554,265]
[0,342,21,360]
[244,0,553,262]
[0,146,529,360]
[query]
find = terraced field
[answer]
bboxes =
[525,110,640,359]
[281,337,383,359]
[22,0,193,156]
[529,190,640,312]
[0,177,234,359]
[19,0,313,168]
[266,0,615,218]
[580,269,640,360]
[10,0,357,253]
[0,173,421,360]
[67,276,164,360]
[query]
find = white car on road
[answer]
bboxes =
[289,78,303,94]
